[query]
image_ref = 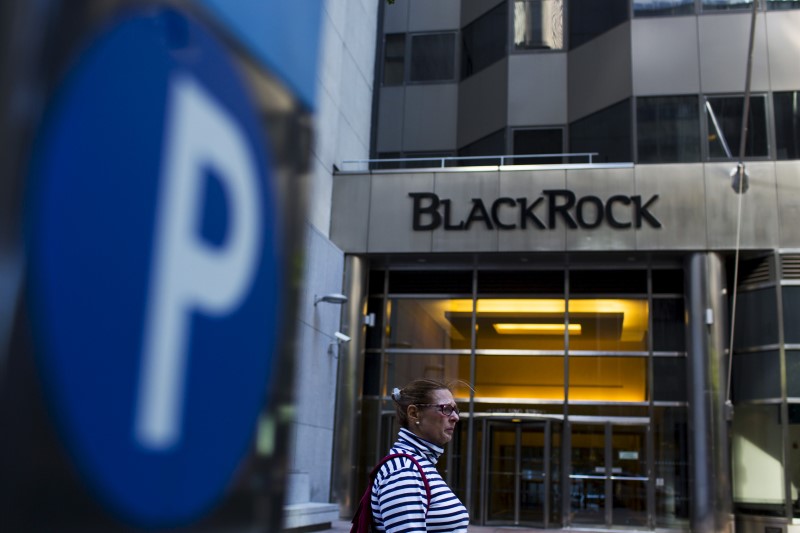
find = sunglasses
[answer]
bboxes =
[417,403,460,416]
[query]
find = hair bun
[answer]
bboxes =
[391,387,402,401]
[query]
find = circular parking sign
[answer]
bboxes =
[25,7,283,527]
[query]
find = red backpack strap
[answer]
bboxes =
[371,452,432,515]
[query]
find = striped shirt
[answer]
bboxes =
[371,428,469,532]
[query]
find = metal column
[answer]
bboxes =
[685,253,733,533]
[331,255,368,517]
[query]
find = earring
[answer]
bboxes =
[416,421,420,425]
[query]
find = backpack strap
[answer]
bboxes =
[350,452,433,533]
[370,452,432,515]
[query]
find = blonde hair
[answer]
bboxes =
[391,378,453,428]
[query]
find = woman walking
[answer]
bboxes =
[371,378,469,532]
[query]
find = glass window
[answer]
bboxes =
[637,96,701,163]
[653,357,687,401]
[767,0,800,8]
[571,269,647,294]
[569,356,648,402]
[568,298,649,352]
[388,269,472,294]
[383,33,405,85]
[652,298,686,352]
[705,95,768,159]
[732,351,781,402]
[513,0,564,50]
[457,129,506,165]
[513,129,565,164]
[476,298,566,351]
[731,404,786,514]
[703,0,753,11]
[461,2,507,79]
[570,99,633,163]
[410,33,455,82]
[654,407,690,527]
[634,0,695,16]
[783,287,800,344]
[388,298,473,350]
[475,354,565,400]
[568,0,628,50]
[788,351,800,398]
[733,288,778,349]
[775,91,800,160]
[652,269,684,294]
[479,270,564,294]
[385,352,471,393]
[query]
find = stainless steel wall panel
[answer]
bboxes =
[376,87,405,153]
[564,168,636,250]
[567,22,633,123]
[497,169,568,252]
[634,164,707,250]
[457,58,509,148]
[403,84,458,152]
[367,172,435,252]
[383,0,410,33]
[508,54,568,126]
[776,161,800,249]
[432,171,500,252]
[330,174,372,253]
[704,162,779,250]
[631,17,700,96]
[409,0,460,32]
[765,10,800,92]
[698,13,770,94]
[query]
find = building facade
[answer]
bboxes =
[327,1,800,532]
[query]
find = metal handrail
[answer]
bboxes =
[340,152,600,170]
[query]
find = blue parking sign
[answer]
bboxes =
[25,7,283,527]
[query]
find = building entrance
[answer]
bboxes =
[569,419,649,529]
[482,419,559,527]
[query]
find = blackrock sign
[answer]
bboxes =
[409,190,661,232]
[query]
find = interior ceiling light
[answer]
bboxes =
[493,323,582,335]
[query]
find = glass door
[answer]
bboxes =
[569,421,649,528]
[484,420,552,527]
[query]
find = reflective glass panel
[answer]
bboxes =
[653,357,687,402]
[733,288,778,349]
[388,298,473,350]
[732,351,780,402]
[568,0,628,49]
[703,0,753,10]
[475,355,565,401]
[783,286,800,343]
[569,99,633,163]
[767,0,800,8]
[384,353,471,395]
[568,298,649,352]
[775,92,800,160]
[652,298,686,352]
[569,357,648,402]
[410,33,455,82]
[383,33,405,85]
[461,2,507,79]
[570,424,606,524]
[654,407,690,528]
[514,0,564,50]
[611,425,647,527]
[513,129,565,165]
[731,404,786,513]
[476,298,566,351]
[637,95,700,163]
[706,95,768,158]
[633,0,695,16]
